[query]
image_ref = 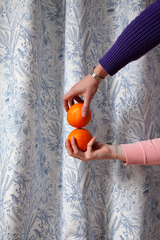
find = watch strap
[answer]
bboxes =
[90,68,104,83]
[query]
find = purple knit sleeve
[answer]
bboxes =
[99,0,160,76]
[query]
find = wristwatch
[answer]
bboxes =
[90,67,104,83]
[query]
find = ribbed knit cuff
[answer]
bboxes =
[99,0,160,76]
[139,139,160,165]
[121,143,145,165]
[122,139,160,165]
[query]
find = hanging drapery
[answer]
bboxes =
[1,0,160,239]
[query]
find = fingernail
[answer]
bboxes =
[82,112,87,117]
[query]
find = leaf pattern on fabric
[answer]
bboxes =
[0,0,160,239]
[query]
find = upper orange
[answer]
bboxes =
[67,103,92,128]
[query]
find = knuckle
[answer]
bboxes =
[87,142,92,147]
[85,154,91,161]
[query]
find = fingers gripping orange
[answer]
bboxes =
[68,128,92,152]
[67,103,91,128]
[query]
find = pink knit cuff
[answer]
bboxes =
[121,139,160,165]
[121,142,145,165]
[139,139,160,165]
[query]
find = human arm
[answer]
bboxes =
[99,0,160,75]
[63,0,160,115]
[65,137,160,165]
[65,136,126,162]
[64,0,160,164]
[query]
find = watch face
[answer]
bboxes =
[90,70,103,82]
[92,72,100,80]
[92,72,97,78]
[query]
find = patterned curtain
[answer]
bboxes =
[1,0,160,239]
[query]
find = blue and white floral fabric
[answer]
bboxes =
[1,0,160,239]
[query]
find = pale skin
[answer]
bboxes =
[63,64,126,163]
[63,64,108,116]
[65,136,126,162]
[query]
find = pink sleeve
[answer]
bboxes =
[121,138,160,165]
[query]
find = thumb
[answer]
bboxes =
[82,98,91,117]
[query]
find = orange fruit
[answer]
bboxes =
[68,128,92,152]
[67,103,92,128]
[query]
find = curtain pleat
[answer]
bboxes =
[1,0,160,239]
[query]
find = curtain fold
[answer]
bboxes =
[1,0,160,239]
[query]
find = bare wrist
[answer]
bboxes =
[109,145,126,163]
